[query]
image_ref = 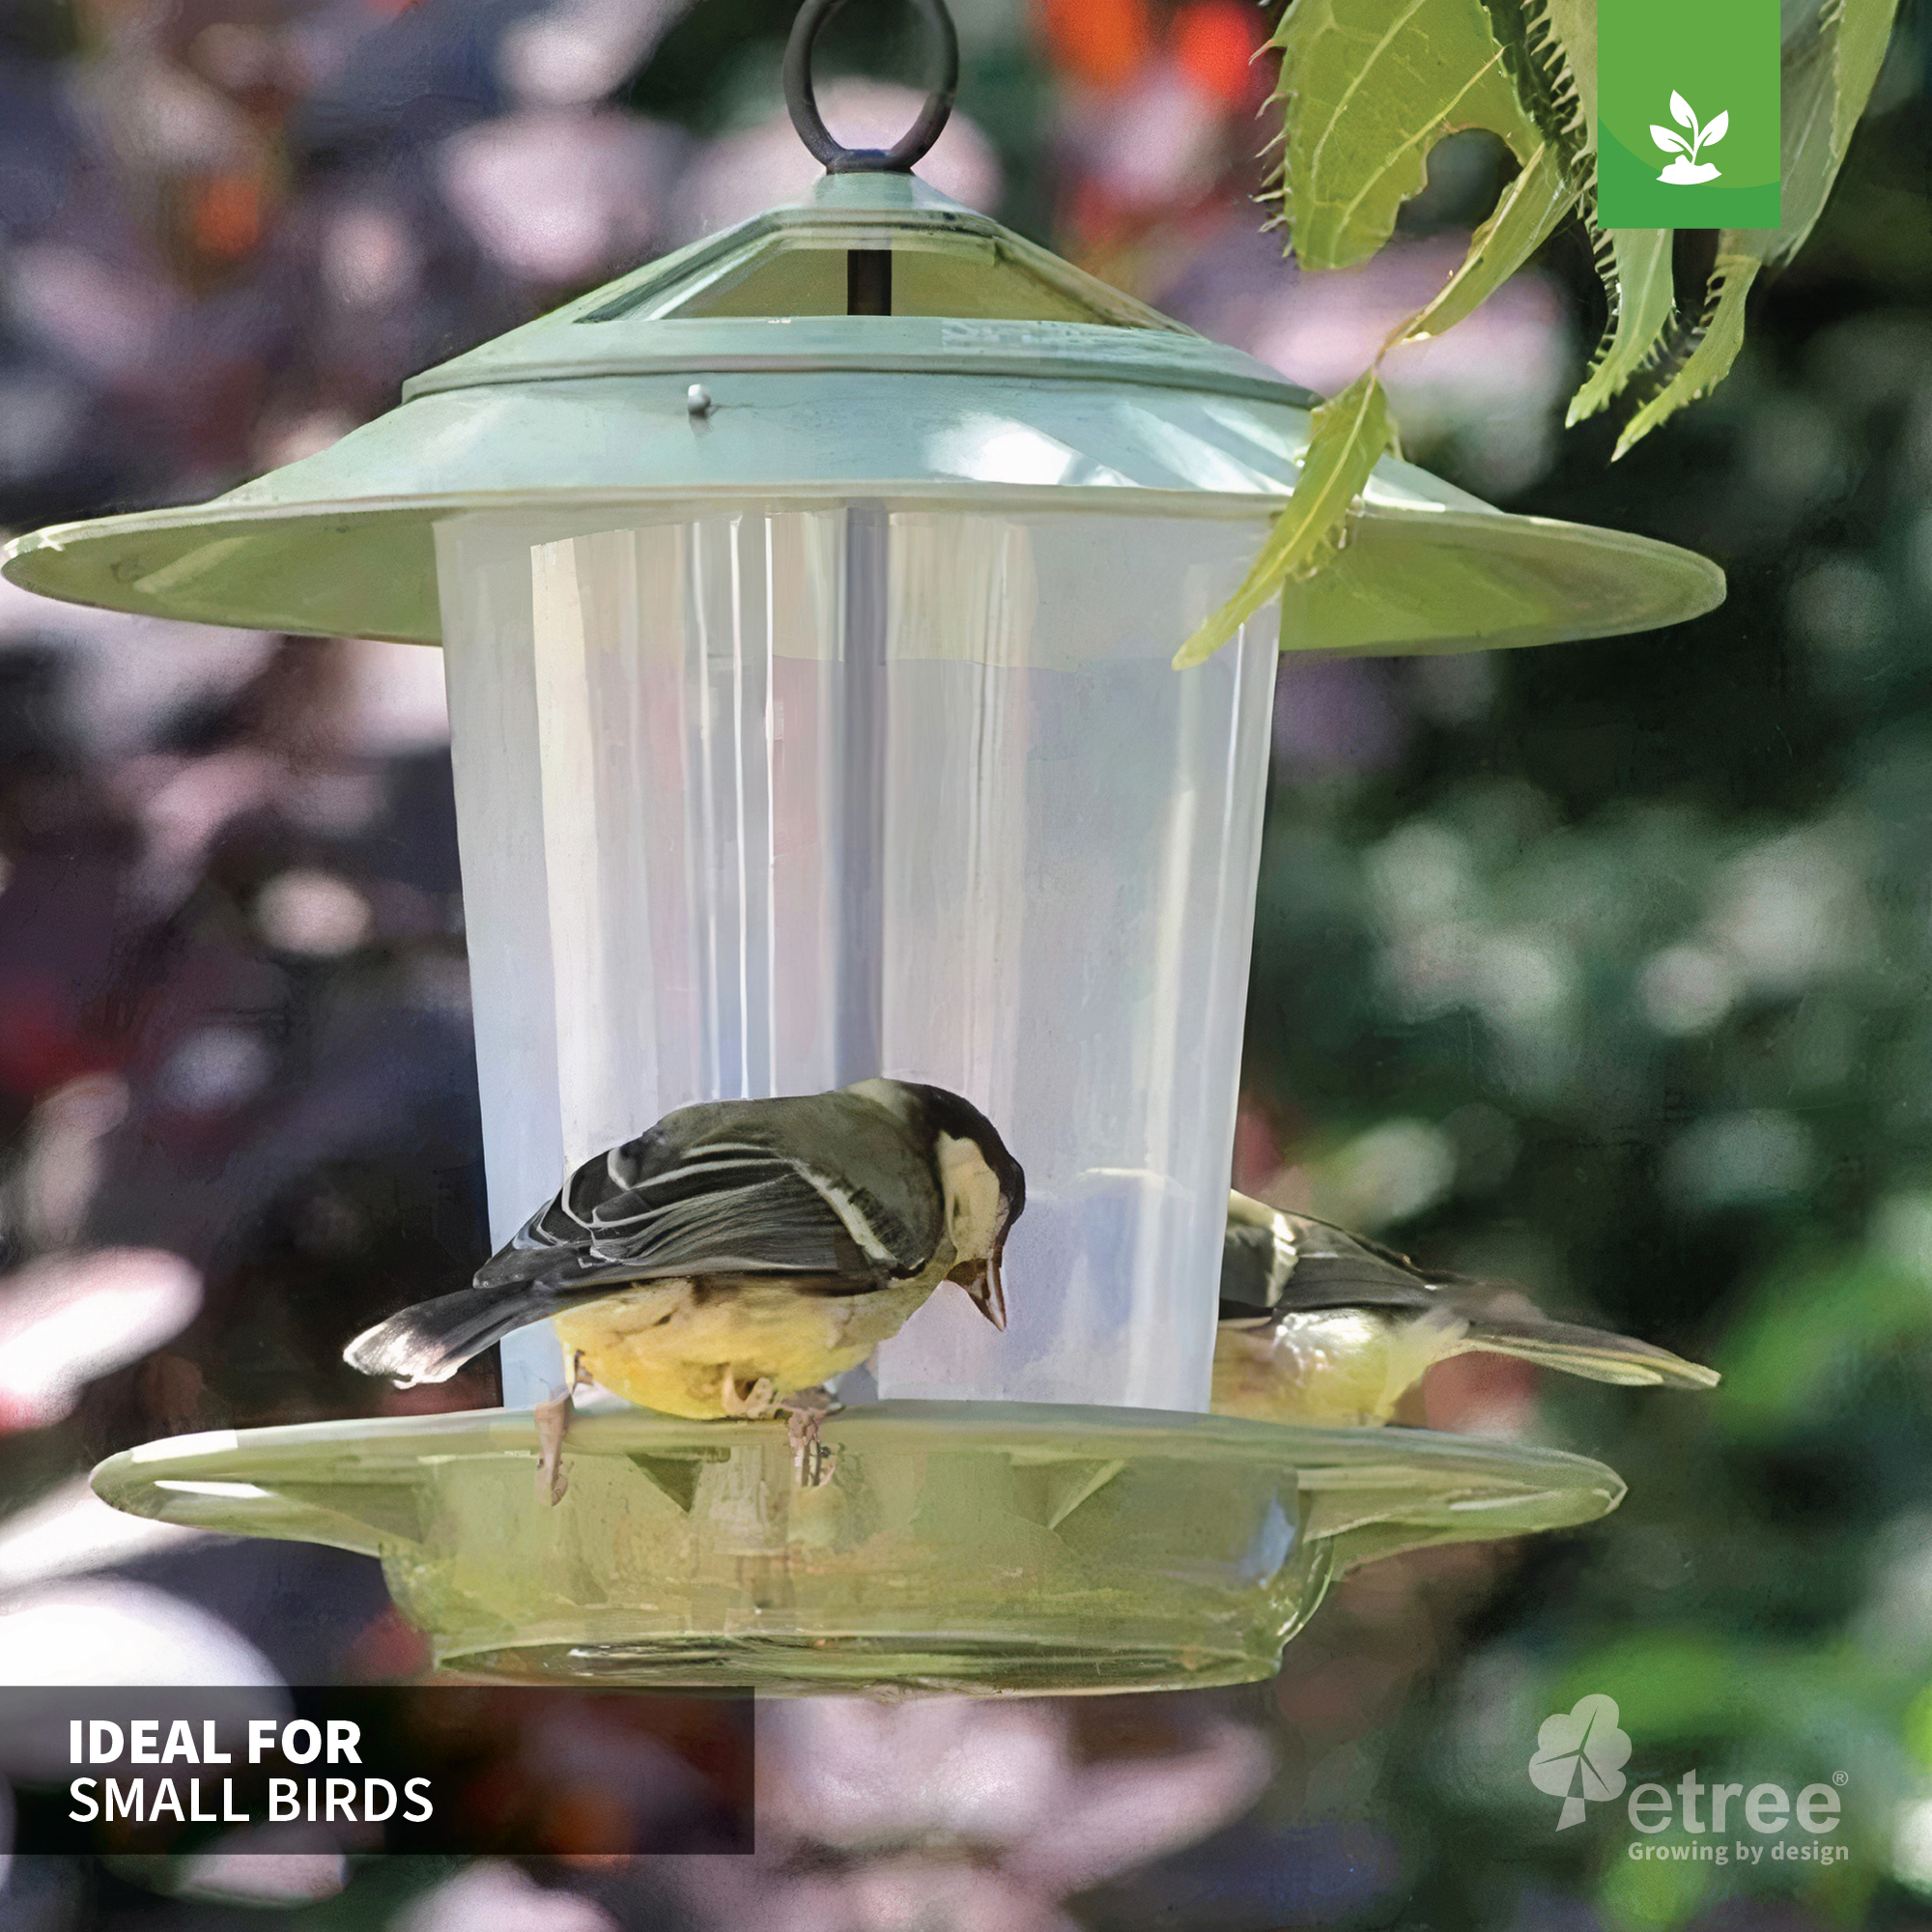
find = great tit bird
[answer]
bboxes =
[1213,1190,1719,1427]
[345,1079,1025,1499]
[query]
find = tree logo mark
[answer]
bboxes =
[1528,1693,1633,1830]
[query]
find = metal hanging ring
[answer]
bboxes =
[783,0,959,174]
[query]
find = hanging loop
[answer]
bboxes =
[783,0,959,174]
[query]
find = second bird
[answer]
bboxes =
[1214,1191,1719,1427]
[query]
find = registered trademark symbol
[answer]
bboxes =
[1834,1772,1850,1786]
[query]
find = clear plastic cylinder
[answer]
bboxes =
[434,501,1279,1413]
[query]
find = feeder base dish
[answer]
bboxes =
[93,1402,1622,1696]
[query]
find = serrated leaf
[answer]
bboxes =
[1832,0,1901,149]
[1174,371,1394,668]
[1729,0,1898,266]
[1182,143,1567,669]
[1616,0,1900,453]
[1567,225,1674,424]
[1268,0,1543,271]
[1522,0,1598,157]
[1216,0,1901,639]
[1396,142,1577,343]
[1613,254,1760,456]
[1555,0,1675,432]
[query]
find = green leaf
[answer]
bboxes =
[1510,0,1598,165]
[1614,0,1899,452]
[1396,141,1577,343]
[1180,141,1569,670]
[1173,371,1396,668]
[1217,0,1900,642]
[1771,0,1902,263]
[1507,0,1660,422]
[1832,0,1900,152]
[1566,225,1675,423]
[1268,0,1543,271]
[1612,253,1759,456]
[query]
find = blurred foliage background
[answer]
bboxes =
[0,0,1930,1926]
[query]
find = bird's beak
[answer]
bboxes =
[949,1254,1007,1331]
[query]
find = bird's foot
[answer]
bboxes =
[719,1371,778,1419]
[779,1387,842,1488]
[533,1351,584,1506]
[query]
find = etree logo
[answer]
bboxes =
[1527,1693,1851,1866]
[1529,1694,1632,1830]
[1652,92,1729,185]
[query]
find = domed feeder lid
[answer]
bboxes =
[0,170,1721,655]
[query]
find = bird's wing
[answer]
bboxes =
[1214,1200,1719,1389]
[1220,1194,1299,1313]
[1264,1216,1720,1387]
[477,1145,888,1294]
[343,1153,877,1388]
[582,1130,938,1279]
[1451,1311,1721,1389]
[1262,1213,1441,1316]
[592,1150,864,1267]
[1219,1223,1289,1314]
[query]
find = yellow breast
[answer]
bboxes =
[553,1270,944,1418]
[1210,1309,1467,1428]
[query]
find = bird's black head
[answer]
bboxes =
[911,1084,1026,1217]
[903,1083,1025,1330]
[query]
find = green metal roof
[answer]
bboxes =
[0,171,1722,654]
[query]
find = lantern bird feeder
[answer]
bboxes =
[18,0,1717,1693]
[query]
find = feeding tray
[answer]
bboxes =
[94,1403,1622,1695]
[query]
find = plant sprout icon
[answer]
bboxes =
[1653,92,1727,184]
[1528,1693,1632,1829]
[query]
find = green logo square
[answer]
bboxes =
[1598,0,1782,229]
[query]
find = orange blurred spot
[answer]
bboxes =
[1173,0,1263,106]
[542,1786,632,1855]
[1232,1092,1284,1191]
[340,1604,435,1683]
[0,980,117,1096]
[1038,0,1155,89]
[192,174,267,260]
[461,1763,525,1833]
[1421,1350,1540,1435]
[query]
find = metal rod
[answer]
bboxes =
[833,500,890,1085]
[847,249,893,315]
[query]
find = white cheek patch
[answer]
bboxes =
[936,1134,1002,1258]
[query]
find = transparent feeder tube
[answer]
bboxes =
[436,504,1279,1413]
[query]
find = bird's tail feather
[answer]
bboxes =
[344,1283,552,1387]
[1458,1314,1719,1389]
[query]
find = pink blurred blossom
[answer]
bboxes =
[662,1698,1271,1932]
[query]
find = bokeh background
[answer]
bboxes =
[0,0,1928,1924]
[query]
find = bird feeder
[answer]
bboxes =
[13,0,1718,1693]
